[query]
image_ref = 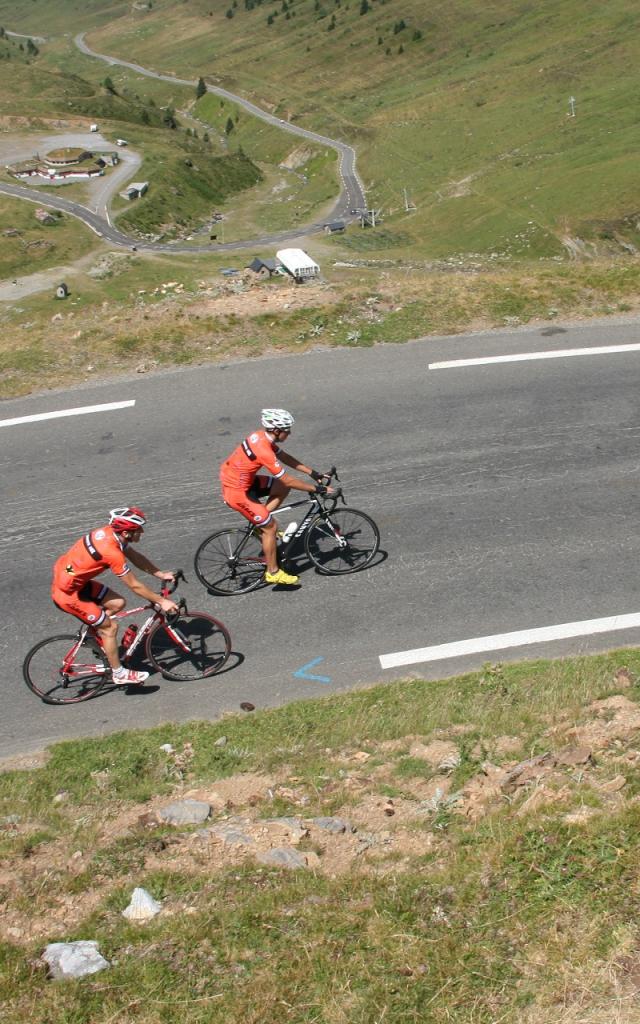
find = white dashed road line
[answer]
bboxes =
[379,612,640,670]
[0,399,136,429]
[429,342,640,370]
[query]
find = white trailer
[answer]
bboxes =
[276,248,320,282]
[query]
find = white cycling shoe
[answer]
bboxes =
[112,667,150,686]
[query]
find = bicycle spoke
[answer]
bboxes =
[305,508,379,575]
[23,635,111,704]
[147,614,231,680]
[195,529,265,595]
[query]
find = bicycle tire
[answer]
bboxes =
[305,507,380,575]
[146,612,232,680]
[194,528,265,596]
[23,634,110,705]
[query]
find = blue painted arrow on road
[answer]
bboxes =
[293,657,331,684]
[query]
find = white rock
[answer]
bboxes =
[43,940,110,980]
[122,887,162,921]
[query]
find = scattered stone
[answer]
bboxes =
[208,823,254,847]
[42,941,110,980]
[564,806,600,825]
[615,667,633,688]
[257,847,311,869]
[157,799,211,826]
[240,702,255,712]
[311,817,355,834]
[383,800,395,816]
[556,746,593,767]
[263,817,308,842]
[595,775,627,793]
[213,736,228,747]
[409,739,460,770]
[52,791,69,805]
[352,751,371,763]
[1,812,21,828]
[159,743,175,754]
[122,887,162,921]
[51,313,63,323]
[501,753,555,794]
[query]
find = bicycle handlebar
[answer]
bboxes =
[161,568,186,598]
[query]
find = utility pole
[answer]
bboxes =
[403,187,416,212]
[568,96,576,117]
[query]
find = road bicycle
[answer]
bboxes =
[194,467,380,596]
[23,571,231,705]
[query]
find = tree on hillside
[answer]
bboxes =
[225,116,234,134]
[163,106,177,129]
[393,18,406,33]
[26,38,39,56]
[196,76,207,99]
[103,76,117,95]
[359,0,370,13]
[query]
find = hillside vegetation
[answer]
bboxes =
[3,650,640,1022]
[73,0,640,259]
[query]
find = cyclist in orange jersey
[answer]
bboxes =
[219,408,332,586]
[51,506,178,685]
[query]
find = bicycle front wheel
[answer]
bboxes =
[146,613,231,680]
[305,507,380,575]
[194,528,265,595]
[23,634,110,705]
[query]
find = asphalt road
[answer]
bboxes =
[3,317,640,756]
[0,34,365,254]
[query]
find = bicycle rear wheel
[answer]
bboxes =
[305,507,380,575]
[146,613,231,680]
[194,528,265,595]
[23,634,110,705]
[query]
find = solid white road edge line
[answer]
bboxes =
[379,612,640,670]
[0,400,136,428]
[429,342,640,370]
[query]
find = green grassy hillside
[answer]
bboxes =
[7,0,636,259]
[4,650,640,1023]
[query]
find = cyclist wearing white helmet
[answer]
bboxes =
[219,409,332,586]
[51,506,178,685]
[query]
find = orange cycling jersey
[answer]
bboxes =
[220,430,285,491]
[52,525,131,594]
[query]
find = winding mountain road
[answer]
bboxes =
[0,32,366,254]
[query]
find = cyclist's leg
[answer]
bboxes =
[222,483,298,583]
[264,475,290,513]
[52,583,147,683]
[94,586,126,670]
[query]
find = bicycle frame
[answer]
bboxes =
[68,597,193,675]
[232,491,344,566]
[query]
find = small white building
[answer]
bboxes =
[89,124,99,133]
[116,138,128,147]
[120,181,149,200]
[276,248,320,282]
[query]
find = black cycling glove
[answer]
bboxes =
[314,484,328,496]
[310,469,323,482]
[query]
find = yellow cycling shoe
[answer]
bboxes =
[264,568,300,586]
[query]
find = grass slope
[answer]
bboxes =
[32,0,639,259]
[3,650,640,1022]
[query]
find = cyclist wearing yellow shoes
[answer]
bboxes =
[219,408,332,586]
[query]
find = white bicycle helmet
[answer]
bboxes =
[261,408,295,430]
[109,506,147,532]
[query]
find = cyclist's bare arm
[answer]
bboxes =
[278,450,313,474]
[277,455,334,493]
[126,547,175,582]
[122,569,178,614]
